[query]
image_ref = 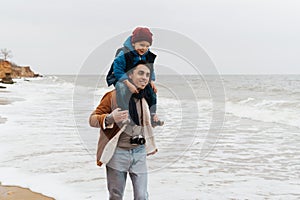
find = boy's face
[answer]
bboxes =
[129,64,150,90]
[132,41,151,56]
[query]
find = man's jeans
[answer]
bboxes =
[106,145,148,200]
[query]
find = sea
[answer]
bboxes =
[0,75,299,200]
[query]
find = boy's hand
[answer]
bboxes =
[150,81,157,93]
[124,80,138,93]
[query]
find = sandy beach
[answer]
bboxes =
[0,184,55,200]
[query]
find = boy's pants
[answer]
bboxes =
[106,145,148,200]
[115,81,156,114]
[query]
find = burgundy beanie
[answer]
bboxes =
[131,27,153,45]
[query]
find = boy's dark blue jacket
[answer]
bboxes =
[113,36,156,81]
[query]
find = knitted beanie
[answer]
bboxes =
[131,27,153,45]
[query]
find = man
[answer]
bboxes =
[89,60,158,200]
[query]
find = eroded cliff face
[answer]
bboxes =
[11,66,35,78]
[0,61,12,78]
[0,60,37,79]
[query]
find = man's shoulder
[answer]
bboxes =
[100,89,117,108]
[102,89,116,99]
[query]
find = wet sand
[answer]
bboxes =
[0,184,55,200]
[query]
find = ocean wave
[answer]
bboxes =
[226,101,300,128]
[255,99,300,109]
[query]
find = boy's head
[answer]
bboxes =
[131,27,153,45]
[131,27,153,56]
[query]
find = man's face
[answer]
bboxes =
[129,64,150,90]
[132,41,151,56]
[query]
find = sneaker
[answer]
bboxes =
[151,115,164,127]
[152,120,164,127]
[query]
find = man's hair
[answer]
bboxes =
[128,60,151,75]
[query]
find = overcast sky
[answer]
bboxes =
[0,0,299,75]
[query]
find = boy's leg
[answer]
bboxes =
[144,84,157,114]
[106,166,127,200]
[116,81,132,111]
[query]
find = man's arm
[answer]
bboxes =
[89,92,113,130]
[89,91,129,130]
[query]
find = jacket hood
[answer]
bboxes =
[123,36,135,51]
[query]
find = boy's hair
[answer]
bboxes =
[131,27,153,45]
[127,60,151,75]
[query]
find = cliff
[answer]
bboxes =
[0,60,11,79]
[0,60,39,79]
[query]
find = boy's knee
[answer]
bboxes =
[116,82,127,94]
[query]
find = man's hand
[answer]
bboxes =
[111,108,129,123]
[124,80,138,93]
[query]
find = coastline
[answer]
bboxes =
[1,86,53,198]
[1,86,55,200]
[0,184,55,200]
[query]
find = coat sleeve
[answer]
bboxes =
[89,92,113,130]
[113,51,128,81]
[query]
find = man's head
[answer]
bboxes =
[128,60,151,90]
[131,27,153,56]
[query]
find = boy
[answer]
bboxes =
[107,27,160,125]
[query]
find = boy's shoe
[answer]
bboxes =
[152,120,164,127]
[151,114,164,127]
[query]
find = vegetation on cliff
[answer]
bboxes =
[0,49,41,84]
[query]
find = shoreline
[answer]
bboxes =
[0,81,56,199]
[0,184,55,200]
[1,81,55,200]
